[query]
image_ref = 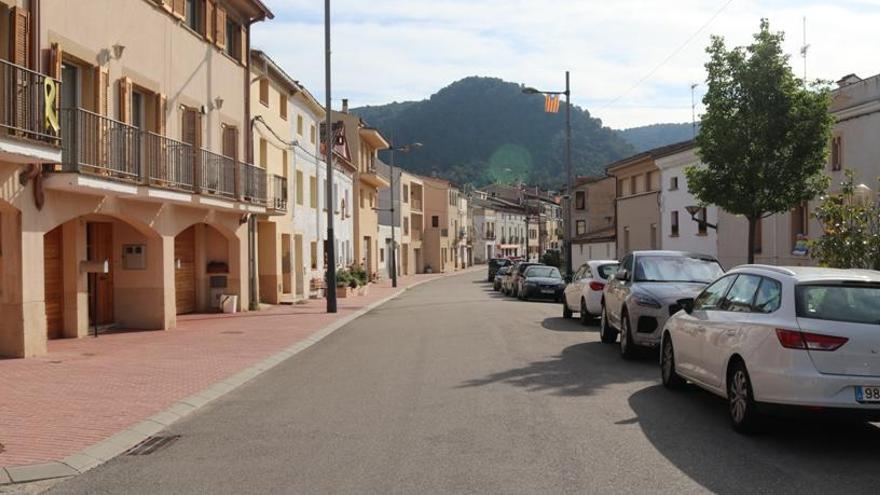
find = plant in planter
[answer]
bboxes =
[335,268,354,298]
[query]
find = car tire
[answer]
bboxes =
[599,304,618,344]
[562,300,573,319]
[727,360,763,434]
[579,298,590,326]
[619,310,639,360]
[661,335,686,390]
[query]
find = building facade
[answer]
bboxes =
[421,176,456,273]
[570,176,616,266]
[607,152,661,258]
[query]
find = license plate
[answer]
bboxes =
[541,289,555,294]
[855,386,880,403]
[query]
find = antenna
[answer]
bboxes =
[800,16,810,85]
[690,83,698,138]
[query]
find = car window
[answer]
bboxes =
[581,266,592,280]
[596,263,618,280]
[796,283,880,324]
[634,256,724,283]
[525,266,561,278]
[721,274,762,312]
[694,275,736,311]
[753,277,782,313]
[619,255,633,276]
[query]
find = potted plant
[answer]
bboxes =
[335,268,353,298]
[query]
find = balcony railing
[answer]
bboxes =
[198,148,236,199]
[145,132,193,191]
[61,108,140,182]
[240,162,267,205]
[411,198,423,211]
[0,59,61,146]
[269,174,288,211]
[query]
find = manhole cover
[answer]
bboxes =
[221,331,244,335]
[125,435,180,455]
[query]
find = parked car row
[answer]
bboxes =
[490,259,566,302]
[546,251,880,434]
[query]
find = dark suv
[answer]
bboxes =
[487,258,511,282]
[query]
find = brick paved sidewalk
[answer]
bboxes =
[0,270,469,472]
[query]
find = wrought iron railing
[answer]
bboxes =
[198,148,236,199]
[0,59,61,146]
[144,132,193,191]
[269,174,288,211]
[61,108,140,182]
[240,162,267,205]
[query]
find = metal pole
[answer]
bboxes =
[389,147,398,287]
[323,0,337,312]
[564,71,573,276]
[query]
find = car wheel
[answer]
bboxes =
[728,360,762,434]
[599,305,618,344]
[579,298,590,326]
[562,300,573,319]
[661,335,686,390]
[619,310,638,360]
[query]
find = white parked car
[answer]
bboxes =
[562,260,619,325]
[660,265,880,433]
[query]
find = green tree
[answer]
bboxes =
[810,170,880,269]
[686,20,833,263]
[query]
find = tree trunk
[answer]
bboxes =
[747,216,756,265]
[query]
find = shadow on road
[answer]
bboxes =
[540,317,597,333]
[628,384,880,494]
[458,341,656,397]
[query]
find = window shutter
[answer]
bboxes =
[118,77,132,124]
[47,43,63,80]
[155,0,171,12]
[156,93,167,135]
[204,0,215,41]
[94,67,109,115]
[215,7,227,48]
[172,0,185,18]
[239,24,247,65]
[222,126,238,159]
[11,7,30,67]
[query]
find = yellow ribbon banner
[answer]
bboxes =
[44,77,60,134]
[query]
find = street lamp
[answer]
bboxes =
[521,71,572,275]
[386,142,423,288]
[323,0,337,313]
[685,205,718,231]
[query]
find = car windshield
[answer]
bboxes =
[634,256,723,283]
[596,263,619,280]
[497,267,510,275]
[796,283,880,324]
[525,266,561,279]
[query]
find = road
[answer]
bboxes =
[48,271,880,494]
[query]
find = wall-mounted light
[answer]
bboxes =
[112,44,126,60]
[214,96,224,111]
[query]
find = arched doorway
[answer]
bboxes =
[174,223,233,314]
[175,226,196,314]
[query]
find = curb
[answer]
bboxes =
[0,269,477,487]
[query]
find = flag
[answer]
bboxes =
[544,94,560,113]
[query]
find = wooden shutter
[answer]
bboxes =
[47,43,63,80]
[239,24,248,65]
[222,126,238,159]
[214,7,227,48]
[10,7,30,66]
[94,67,109,115]
[172,0,185,18]
[204,0,215,41]
[156,93,167,135]
[118,77,132,124]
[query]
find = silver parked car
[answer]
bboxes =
[600,251,724,359]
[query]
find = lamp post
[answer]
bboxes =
[522,71,572,275]
[323,0,337,313]
[386,142,422,287]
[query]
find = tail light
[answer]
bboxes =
[589,281,605,291]
[775,329,848,351]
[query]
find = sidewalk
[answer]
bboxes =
[0,268,478,484]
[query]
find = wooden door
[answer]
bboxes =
[44,227,64,339]
[88,222,114,325]
[175,226,196,314]
[281,234,292,294]
[294,234,304,297]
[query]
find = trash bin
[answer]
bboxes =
[220,294,238,314]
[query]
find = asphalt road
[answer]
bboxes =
[49,271,880,494]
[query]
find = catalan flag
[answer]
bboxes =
[544,94,560,113]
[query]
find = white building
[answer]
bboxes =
[495,205,527,258]
[657,141,718,257]
[471,197,497,263]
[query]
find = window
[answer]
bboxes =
[297,115,304,136]
[403,217,410,235]
[279,94,287,120]
[259,78,269,106]
[576,220,586,235]
[259,138,267,168]
[402,185,409,203]
[309,176,317,209]
[831,136,842,171]
[432,216,439,228]
[334,184,339,213]
[226,18,239,59]
[360,191,365,208]
[791,201,808,250]
[697,208,708,235]
[753,278,782,313]
[295,170,304,205]
[185,0,200,32]
[380,248,384,262]
[670,211,679,237]
[694,275,736,311]
[752,218,763,254]
[618,179,626,197]
[646,171,655,192]
[310,241,318,269]
[310,124,316,144]
[322,179,327,210]
[669,176,679,190]
[575,191,585,210]
[796,283,880,324]
[721,274,762,312]
[281,151,288,177]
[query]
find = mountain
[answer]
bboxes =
[617,123,697,153]
[352,77,635,188]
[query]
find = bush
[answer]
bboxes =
[810,169,880,270]
[540,250,562,269]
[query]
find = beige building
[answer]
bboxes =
[570,176,616,265]
[332,104,389,279]
[421,176,460,273]
[606,152,661,258]
[0,0,272,357]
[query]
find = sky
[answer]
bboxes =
[252,0,880,130]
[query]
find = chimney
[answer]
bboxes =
[341,98,349,113]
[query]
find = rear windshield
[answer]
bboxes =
[596,264,619,280]
[489,259,510,268]
[796,284,880,324]
[634,256,723,283]
[525,266,561,279]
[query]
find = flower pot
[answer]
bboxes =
[337,286,350,298]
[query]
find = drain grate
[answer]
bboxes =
[125,435,180,455]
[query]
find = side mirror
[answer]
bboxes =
[677,298,695,315]
[615,270,629,282]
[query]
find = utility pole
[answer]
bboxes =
[800,17,810,85]
[690,83,698,138]
[564,71,572,277]
[389,147,398,287]
[323,0,337,312]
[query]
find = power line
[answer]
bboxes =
[597,0,735,110]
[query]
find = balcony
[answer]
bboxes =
[410,197,423,212]
[54,107,270,209]
[268,174,288,212]
[0,59,62,164]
